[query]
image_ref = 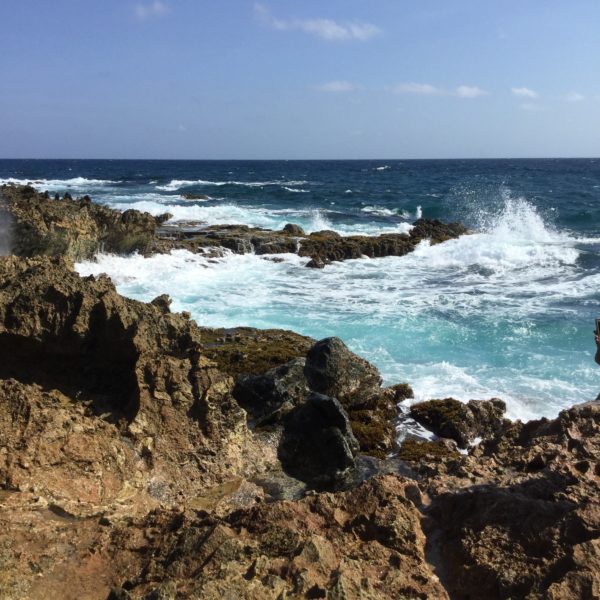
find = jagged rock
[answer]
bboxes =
[296,219,468,265]
[99,475,447,599]
[233,357,308,424]
[0,184,169,260]
[410,397,507,448]
[304,337,382,405]
[278,392,360,487]
[305,257,327,268]
[0,255,271,511]
[409,218,467,243]
[411,399,600,599]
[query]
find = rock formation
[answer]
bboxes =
[0,184,598,599]
[1,184,170,260]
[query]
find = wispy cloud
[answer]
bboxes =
[254,3,381,42]
[135,1,169,19]
[456,85,487,98]
[564,91,584,102]
[394,82,444,95]
[393,82,488,98]
[316,80,358,93]
[511,87,538,99]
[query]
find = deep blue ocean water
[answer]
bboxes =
[2,158,600,421]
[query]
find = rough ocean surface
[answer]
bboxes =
[2,158,599,422]
[0,183,599,599]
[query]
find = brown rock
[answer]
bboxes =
[1,184,167,260]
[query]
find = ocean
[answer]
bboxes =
[2,158,600,422]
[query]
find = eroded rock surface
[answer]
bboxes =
[1,184,169,260]
[1,185,599,599]
[0,255,271,514]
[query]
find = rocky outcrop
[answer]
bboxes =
[232,336,411,458]
[304,338,411,457]
[234,357,309,424]
[157,218,468,267]
[0,255,271,513]
[299,219,467,266]
[199,326,314,378]
[105,475,447,600]
[2,184,600,599]
[1,184,468,267]
[410,399,600,600]
[154,223,300,256]
[1,184,169,260]
[410,397,508,448]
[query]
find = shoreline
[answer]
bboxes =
[1,183,599,598]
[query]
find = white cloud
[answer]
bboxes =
[135,1,169,19]
[564,91,584,102]
[393,82,444,95]
[393,83,487,98]
[316,80,358,93]
[455,85,487,98]
[254,4,381,42]
[512,87,538,99]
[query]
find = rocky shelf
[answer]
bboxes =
[0,183,467,267]
[0,184,599,599]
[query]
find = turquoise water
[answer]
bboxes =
[2,159,600,420]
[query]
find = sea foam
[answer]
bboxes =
[75,196,600,421]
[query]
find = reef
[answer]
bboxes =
[0,184,467,267]
[0,184,599,599]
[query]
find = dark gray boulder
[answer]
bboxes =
[233,357,308,424]
[278,392,360,488]
[282,223,305,236]
[304,337,382,407]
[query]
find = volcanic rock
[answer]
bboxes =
[410,397,508,448]
[282,222,305,235]
[304,337,382,404]
[278,392,360,487]
[233,357,309,424]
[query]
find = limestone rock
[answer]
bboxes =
[1,184,167,260]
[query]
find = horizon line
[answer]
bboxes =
[1,156,599,161]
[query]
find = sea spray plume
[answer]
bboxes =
[308,209,333,232]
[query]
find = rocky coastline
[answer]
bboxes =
[1,184,599,599]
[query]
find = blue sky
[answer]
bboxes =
[1,0,599,159]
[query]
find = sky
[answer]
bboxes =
[1,0,599,159]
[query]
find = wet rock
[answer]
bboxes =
[410,397,507,448]
[305,257,327,268]
[409,217,467,244]
[182,193,209,200]
[278,392,359,487]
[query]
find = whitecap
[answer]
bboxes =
[156,179,308,191]
[0,177,117,190]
